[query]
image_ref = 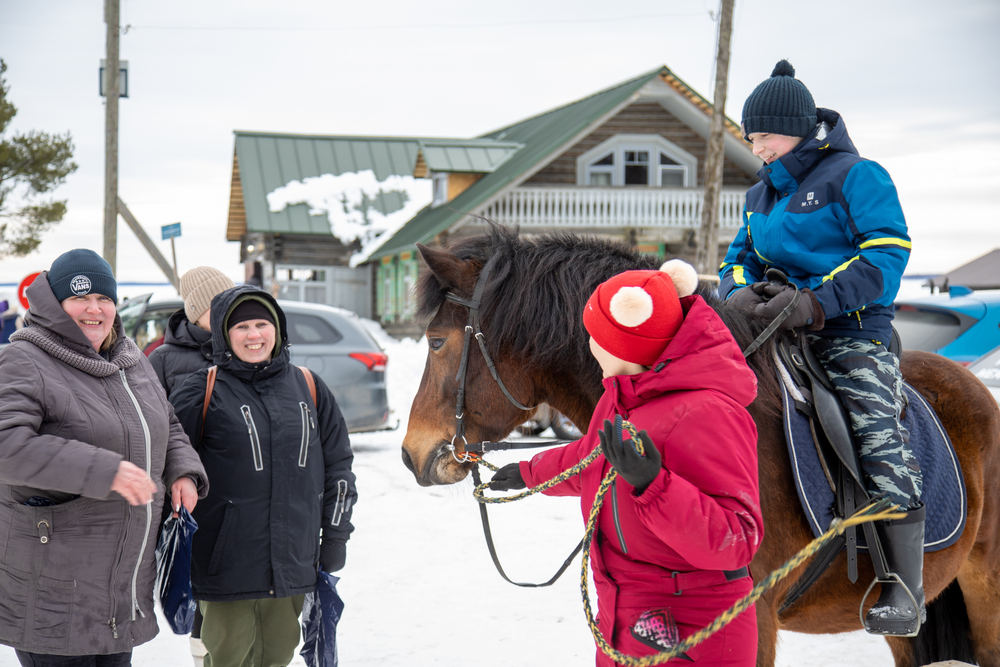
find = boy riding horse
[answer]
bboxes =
[720,59,924,637]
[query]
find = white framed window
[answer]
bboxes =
[576,134,698,187]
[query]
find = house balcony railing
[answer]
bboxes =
[480,187,747,230]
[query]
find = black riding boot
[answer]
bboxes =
[864,505,926,637]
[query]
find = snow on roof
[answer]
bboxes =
[266,169,432,267]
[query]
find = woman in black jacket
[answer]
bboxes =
[171,285,357,667]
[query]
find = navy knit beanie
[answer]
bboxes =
[47,249,118,304]
[741,60,817,140]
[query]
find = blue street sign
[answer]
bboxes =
[161,223,182,240]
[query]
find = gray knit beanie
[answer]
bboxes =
[179,266,235,323]
[741,60,817,140]
[48,249,118,304]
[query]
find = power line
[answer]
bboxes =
[126,11,706,32]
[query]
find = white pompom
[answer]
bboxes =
[660,259,698,297]
[609,286,654,328]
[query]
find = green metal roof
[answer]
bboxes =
[234,132,424,235]
[416,138,523,174]
[366,66,669,260]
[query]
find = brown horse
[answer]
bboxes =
[401,224,1000,667]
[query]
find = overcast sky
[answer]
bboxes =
[1,0,998,289]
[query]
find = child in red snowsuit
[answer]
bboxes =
[490,261,763,666]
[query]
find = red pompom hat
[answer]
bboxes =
[583,260,698,367]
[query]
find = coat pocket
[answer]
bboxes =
[0,565,28,644]
[298,401,313,468]
[30,573,77,650]
[208,501,238,577]
[240,406,264,472]
[0,564,76,650]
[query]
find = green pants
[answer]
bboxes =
[199,595,305,667]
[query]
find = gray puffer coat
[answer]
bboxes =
[0,274,208,656]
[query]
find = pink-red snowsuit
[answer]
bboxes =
[520,295,763,666]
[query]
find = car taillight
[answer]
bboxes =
[349,352,387,372]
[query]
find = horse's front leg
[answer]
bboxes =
[754,588,780,667]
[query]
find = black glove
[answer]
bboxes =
[320,536,347,572]
[752,280,789,299]
[598,419,662,494]
[489,462,526,491]
[753,285,825,330]
[726,284,768,310]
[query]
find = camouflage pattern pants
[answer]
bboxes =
[808,335,923,508]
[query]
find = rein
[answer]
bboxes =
[740,270,800,358]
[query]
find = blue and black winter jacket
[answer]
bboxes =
[719,108,910,344]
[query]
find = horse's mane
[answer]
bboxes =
[417,222,782,418]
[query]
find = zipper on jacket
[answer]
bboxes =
[331,479,349,527]
[610,478,628,554]
[241,405,265,471]
[108,504,128,637]
[855,311,863,330]
[298,402,311,467]
[120,369,153,622]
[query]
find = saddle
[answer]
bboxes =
[775,329,902,613]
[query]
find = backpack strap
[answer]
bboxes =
[200,365,218,439]
[298,366,317,406]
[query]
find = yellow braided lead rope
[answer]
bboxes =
[472,443,603,504]
[475,420,904,665]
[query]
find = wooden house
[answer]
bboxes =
[225,65,759,335]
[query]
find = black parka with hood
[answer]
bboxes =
[147,308,213,399]
[171,286,356,601]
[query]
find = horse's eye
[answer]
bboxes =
[428,338,445,350]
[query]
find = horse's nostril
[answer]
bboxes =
[401,448,415,473]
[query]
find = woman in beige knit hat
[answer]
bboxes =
[148,267,235,399]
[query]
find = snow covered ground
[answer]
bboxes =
[0,325,896,666]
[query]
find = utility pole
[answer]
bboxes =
[695,0,735,275]
[104,0,120,273]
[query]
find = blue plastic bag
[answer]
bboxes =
[154,506,198,634]
[300,570,345,667]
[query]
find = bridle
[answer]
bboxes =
[440,253,582,588]
[442,253,543,464]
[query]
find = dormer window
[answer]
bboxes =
[578,134,697,187]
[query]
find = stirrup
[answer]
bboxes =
[860,572,924,637]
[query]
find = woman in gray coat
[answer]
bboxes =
[0,249,209,666]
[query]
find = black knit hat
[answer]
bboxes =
[741,60,817,140]
[227,298,275,328]
[47,248,118,304]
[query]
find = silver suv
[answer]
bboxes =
[118,295,392,433]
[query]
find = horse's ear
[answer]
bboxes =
[417,243,471,292]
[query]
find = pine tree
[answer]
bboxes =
[0,59,78,257]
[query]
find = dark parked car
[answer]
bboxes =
[118,294,392,433]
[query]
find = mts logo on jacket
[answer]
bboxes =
[800,191,820,208]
